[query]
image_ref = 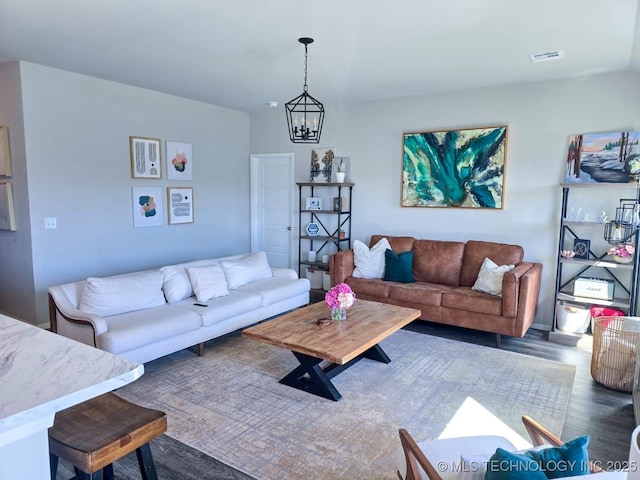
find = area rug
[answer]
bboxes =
[116,330,576,480]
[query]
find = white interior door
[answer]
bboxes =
[250,153,295,268]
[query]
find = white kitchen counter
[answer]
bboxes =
[0,313,143,479]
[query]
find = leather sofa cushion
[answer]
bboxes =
[413,240,465,286]
[442,287,503,316]
[370,234,416,253]
[459,240,524,286]
[389,282,454,307]
[346,277,390,299]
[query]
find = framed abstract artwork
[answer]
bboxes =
[166,140,193,181]
[0,127,11,177]
[565,131,640,184]
[402,126,507,208]
[0,182,16,230]
[132,186,163,228]
[130,136,161,179]
[168,187,194,224]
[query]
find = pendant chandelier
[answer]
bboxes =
[285,37,324,143]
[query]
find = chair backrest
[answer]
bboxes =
[521,415,603,473]
[398,428,442,480]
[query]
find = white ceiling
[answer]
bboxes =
[1,0,640,113]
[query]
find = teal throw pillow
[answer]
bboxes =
[383,249,415,283]
[527,436,590,478]
[485,448,546,480]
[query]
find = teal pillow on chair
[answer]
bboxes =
[383,249,415,283]
[528,436,590,478]
[485,448,546,480]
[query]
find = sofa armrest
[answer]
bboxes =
[330,250,355,286]
[500,262,543,337]
[48,287,109,339]
[271,267,298,280]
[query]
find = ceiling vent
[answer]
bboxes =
[529,50,565,63]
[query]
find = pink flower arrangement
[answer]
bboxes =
[607,243,635,257]
[325,282,355,310]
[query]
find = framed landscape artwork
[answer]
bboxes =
[402,126,507,208]
[0,182,16,231]
[130,136,161,179]
[565,131,640,184]
[310,147,335,183]
[0,127,11,176]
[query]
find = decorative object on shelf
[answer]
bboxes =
[285,37,324,144]
[130,136,162,179]
[339,228,345,239]
[305,223,319,236]
[565,131,640,184]
[132,186,163,228]
[325,282,355,321]
[0,126,11,176]
[310,148,334,183]
[607,243,635,264]
[572,238,590,259]
[321,254,329,263]
[333,197,346,212]
[573,277,615,301]
[402,126,507,208]
[0,182,16,231]
[560,250,576,258]
[307,250,317,262]
[333,157,350,183]
[166,140,192,181]
[305,197,322,210]
[603,180,640,244]
[167,187,194,224]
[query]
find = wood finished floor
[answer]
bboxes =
[56,322,635,479]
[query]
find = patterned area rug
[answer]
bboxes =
[116,329,576,480]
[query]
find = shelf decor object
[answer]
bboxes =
[285,37,324,144]
[604,180,640,244]
[573,238,590,259]
[402,125,507,208]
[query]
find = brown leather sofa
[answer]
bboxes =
[330,235,542,346]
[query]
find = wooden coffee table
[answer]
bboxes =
[242,299,421,401]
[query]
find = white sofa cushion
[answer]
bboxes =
[235,277,311,307]
[472,257,514,296]
[79,271,166,317]
[173,291,263,327]
[160,259,218,303]
[97,304,201,354]
[352,237,391,279]
[187,264,229,302]
[220,251,272,289]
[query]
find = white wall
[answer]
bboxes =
[250,72,640,329]
[0,62,36,323]
[11,62,250,325]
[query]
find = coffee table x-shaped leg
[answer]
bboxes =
[279,344,391,401]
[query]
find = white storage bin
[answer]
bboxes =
[305,268,323,289]
[322,271,331,291]
[556,301,590,333]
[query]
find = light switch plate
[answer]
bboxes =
[44,217,57,229]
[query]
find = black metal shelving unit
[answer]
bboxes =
[297,182,353,283]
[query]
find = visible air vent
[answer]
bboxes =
[529,50,565,63]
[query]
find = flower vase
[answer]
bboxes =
[331,307,347,321]
[613,254,633,264]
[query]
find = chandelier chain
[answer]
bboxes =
[303,44,308,92]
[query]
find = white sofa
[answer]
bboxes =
[48,252,310,363]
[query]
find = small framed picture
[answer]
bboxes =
[130,136,162,179]
[333,197,346,212]
[168,187,194,224]
[305,197,322,210]
[132,186,163,228]
[0,127,11,177]
[573,238,590,260]
[166,140,192,180]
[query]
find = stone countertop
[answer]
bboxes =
[0,313,143,446]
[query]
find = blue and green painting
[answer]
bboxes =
[565,131,640,184]
[402,126,507,208]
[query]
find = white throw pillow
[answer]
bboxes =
[187,264,230,302]
[79,271,166,317]
[160,259,217,303]
[220,251,273,289]
[352,237,392,279]
[471,257,515,297]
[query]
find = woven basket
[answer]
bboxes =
[591,316,640,392]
